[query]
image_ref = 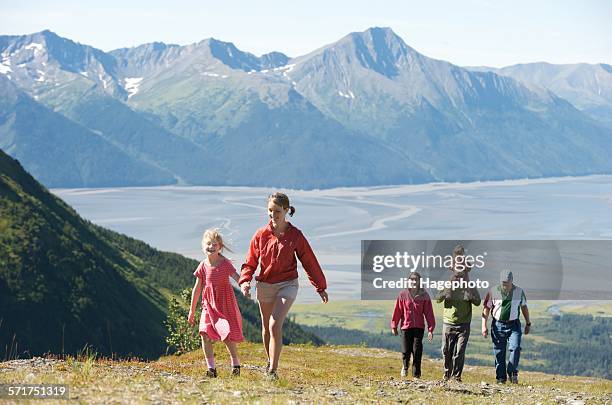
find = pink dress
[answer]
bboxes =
[193,258,244,342]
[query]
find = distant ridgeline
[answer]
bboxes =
[0,149,320,360]
[1,28,612,189]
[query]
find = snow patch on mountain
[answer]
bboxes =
[124,77,144,98]
[273,64,295,72]
[98,74,111,89]
[202,72,228,78]
[25,43,44,53]
[0,54,12,74]
[338,90,355,99]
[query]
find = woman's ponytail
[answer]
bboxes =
[268,192,296,216]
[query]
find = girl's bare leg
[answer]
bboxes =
[223,340,239,366]
[269,296,295,371]
[201,336,215,368]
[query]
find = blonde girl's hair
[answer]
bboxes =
[201,228,234,254]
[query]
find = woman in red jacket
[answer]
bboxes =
[391,271,435,379]
[239,192,328,379]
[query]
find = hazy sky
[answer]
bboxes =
[1,0,610,67]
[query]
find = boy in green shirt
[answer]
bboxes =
[436,271,481,382]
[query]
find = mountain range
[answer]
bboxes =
[468,62,612,128]
[1,27,611,189]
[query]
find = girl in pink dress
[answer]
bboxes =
[188,229,244,377]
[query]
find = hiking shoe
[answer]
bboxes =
[400,367,407,378]
[265,369,278,381]
[510,374,518,384]
[206,368,217,378]
[231,366,241,377]
[266,360,271,372]
[453,376,462,383]
[496,379,506,384]
[413,374,421,379]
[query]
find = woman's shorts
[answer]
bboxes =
[256,279,299,303]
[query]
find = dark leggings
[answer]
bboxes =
[401,328,425,377]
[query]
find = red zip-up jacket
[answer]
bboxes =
[391,290,436,333]
[239,221,327,292]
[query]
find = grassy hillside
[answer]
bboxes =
[0,149,318,360]
[0,342,609,403]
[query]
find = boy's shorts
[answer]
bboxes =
[256,279,299,303]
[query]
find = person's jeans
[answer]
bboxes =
[400,328,425,377]
[441,323,470,379]
[491,318,522,381]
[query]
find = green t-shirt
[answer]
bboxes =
[437,288,481,325]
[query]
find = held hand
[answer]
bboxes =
[187,310,195,327]
[318,290,329,303]
[241,282,251,298]
[482,326,488,338]
[428,331,433,342]
[391,327,398,336]
[524,324,531,335]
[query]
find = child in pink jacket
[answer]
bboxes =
[391,272,436,378]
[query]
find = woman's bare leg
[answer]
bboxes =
[269,296,295,371]
[258,300,275,364]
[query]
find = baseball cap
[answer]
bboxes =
[500,269,513,283]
